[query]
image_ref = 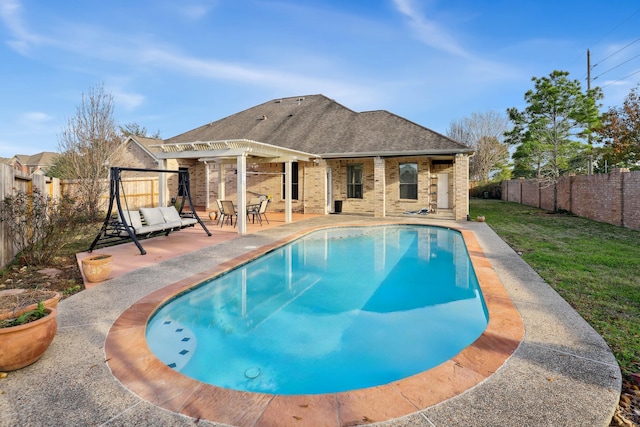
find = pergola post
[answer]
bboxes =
[157,159,168,206]
[204,161,210,210]
[218,162,225,200]
[236,154,247,234]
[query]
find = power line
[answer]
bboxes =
[588,7,640,50]
[593,52,640,81]
[600,69,640,88]
[592,37,640,68]
[580,7,640,81]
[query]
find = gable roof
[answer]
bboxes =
[165,95,471,157]
[14,152,58,166]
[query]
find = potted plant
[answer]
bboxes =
[0,289,60,321]
[0,300,58,371]
[81,254,113,283]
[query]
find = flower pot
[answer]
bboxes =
[82,254,113,283]
[0,307,57,371]
[0,290,61,321]
[477,216,486,222]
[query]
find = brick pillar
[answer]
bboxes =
[454,154,469,221]
[374,156,386,217]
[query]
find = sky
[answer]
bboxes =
[1,0,640,158]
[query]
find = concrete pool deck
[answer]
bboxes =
[0,215,621,426]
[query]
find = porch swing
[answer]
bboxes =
[88,166,212,255]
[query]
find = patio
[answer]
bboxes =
[0,214,620,426]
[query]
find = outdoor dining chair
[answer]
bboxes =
[248,198,270,226]
[219,200,237,227]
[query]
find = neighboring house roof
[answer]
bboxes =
[12,152,58,174]
[14,152,58,166]
[165,94,471,157]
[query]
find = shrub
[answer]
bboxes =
[0,189,86,266]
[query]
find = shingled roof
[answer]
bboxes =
[165,95,471,157]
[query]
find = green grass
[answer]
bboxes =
[470,199,640,375]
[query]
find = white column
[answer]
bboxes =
[157,159,168,206]
[236,154,247,234]
[218,162,225,200]
[204,161,210,210]
[285,160,292,223]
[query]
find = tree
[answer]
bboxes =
[52,84,123,220]
[447,111,510,182]
[596,84,640,169]
[119,122,161,139]
[505,70,602,212]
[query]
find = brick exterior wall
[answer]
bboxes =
[173,153,472,221]
[454,153,469,220]
[502,170,640,230]
[303,161,327,214]
[122,143,159,170]
[323,155,470,220]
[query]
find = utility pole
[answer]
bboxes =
[587,49,593,175]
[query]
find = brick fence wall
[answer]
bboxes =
[502,170,640,230]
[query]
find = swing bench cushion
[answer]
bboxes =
[140,207,181,230]
[119,210,166,235]
[158,206,198,227]
[118,207,197,236]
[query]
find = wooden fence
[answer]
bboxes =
[0,163,160,269]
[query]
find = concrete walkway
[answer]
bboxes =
[0,216,620,426]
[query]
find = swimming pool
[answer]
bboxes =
[146,225,488,395]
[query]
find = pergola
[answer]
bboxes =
[151,139,318,234]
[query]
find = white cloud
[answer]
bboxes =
[179,4,211,20]
[0,0,47,54]
[391,0,470,58]
[112,90,145,111]
[19,111,52,125]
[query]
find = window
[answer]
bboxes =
[399,163,418,199]
[347,164,363,198]
[282,162,299,200]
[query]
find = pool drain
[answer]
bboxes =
[245,367,261,379]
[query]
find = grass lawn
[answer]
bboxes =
[470,198,640,376]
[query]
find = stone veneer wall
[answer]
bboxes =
[502,170,640,230]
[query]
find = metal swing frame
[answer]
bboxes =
[88,166,212,255]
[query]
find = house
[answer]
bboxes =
[126,95,473,232]
[1,152,59,177]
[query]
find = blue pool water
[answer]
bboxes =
[146,225,488,395]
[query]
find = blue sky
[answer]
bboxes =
[1,0,639,158]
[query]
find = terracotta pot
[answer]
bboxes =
[82,254,113,283]
[477,216,486,222]
[0,290,61,321]
[0,307,57,371]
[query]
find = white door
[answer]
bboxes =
[326,169,333,213]
[437,173,449,209]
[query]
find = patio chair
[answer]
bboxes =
[248,199,270,226]
[219,200,237,227]
[214,199,224,225]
